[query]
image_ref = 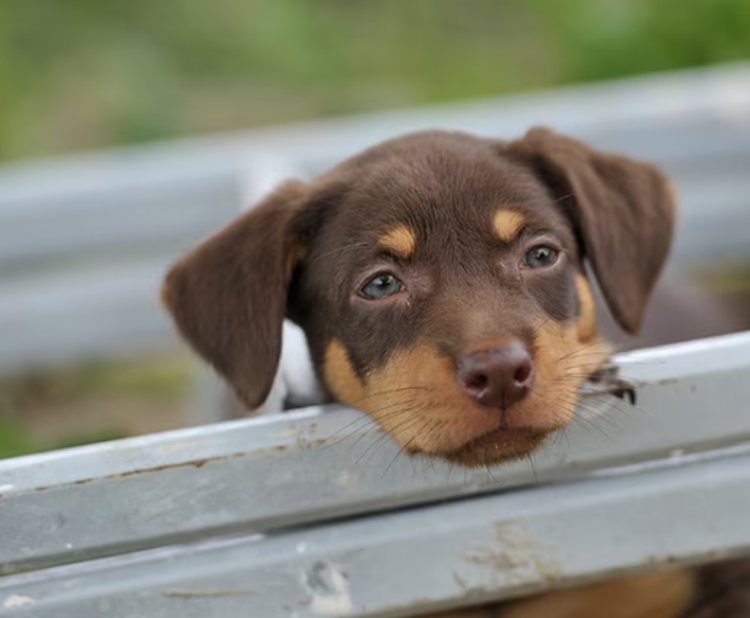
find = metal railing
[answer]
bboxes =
[1,333,750,615]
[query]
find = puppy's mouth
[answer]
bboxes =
[469,424,548,448]
[441,424,552,467]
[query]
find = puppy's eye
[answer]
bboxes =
[522,245,559,269]
[359,273,404,300]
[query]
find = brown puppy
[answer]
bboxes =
[163,128,747,617]
[164,128,671,465]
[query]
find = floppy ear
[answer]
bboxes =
[162,180,307,409]
[507,127,676,334]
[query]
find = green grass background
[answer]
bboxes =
[2,0,749,162]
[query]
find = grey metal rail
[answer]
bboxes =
[2,452,748,617]
[1,333,749,576]
[0,333,749,615]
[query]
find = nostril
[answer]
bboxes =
[464,371,488,393]
[513,360,533,386]
[468,373,488,390]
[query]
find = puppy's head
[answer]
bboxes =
[163,128,675,467]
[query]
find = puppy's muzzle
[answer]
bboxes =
[457,341,535,411]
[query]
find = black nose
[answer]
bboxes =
[458,341,535,409]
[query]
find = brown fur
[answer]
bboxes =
[163,179,308,409]
[162,128,748,618]
[507,129,675,334]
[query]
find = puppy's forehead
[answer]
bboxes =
[328,145,570,249]
[355,140,543,205]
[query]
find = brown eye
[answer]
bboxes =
[359,273,404,300]
[523,245,559,268]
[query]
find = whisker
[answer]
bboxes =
[530,316,554,339]
[322,404,417,448]
[321,385,436,446]
[554,341,613,364]
[349,385,431,407]
[552,192,576,204]
[354,411,426,466]
[484,463,504,486]
[345,414,402,455]
[575,415,616,441]
[381,432,420,479]
[525,451,539,482]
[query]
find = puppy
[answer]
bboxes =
[163,128,748,617]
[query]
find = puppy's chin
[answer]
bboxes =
[422,426,552,468]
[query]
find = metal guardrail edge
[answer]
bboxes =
[1,451,749,617]
[0,332,749,575]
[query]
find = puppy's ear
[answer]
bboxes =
[508,127,676,334]
[162,180,307,409]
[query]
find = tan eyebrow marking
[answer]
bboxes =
[493,209,526,242]
[377,225,417,259]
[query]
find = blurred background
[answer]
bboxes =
[1,0,750,458]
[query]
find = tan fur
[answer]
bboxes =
[323,339,365,404]
[425,569,694,618]
[575,274,597,343]
[525,320,610,427]
[378,225,417,259]
[504,569,695,618]
[493,210,526,243]
[322,324,610,467]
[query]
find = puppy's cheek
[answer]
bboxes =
[575,274,597,343]
[516,320,610,430]
[529,322,583,428]
[362,345,489,453]
[321,331,612,465]
[323,339,365,404]
[323,341,498,454]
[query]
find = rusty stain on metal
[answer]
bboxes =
[298,437,329,451]
[33,452,252,492]
[29,437,339,494]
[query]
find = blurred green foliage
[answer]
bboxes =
[0,412,37,459]
[0,357,190,458]
[1,0,749,162]
[0,410,125,459]
[525,0,750,79]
